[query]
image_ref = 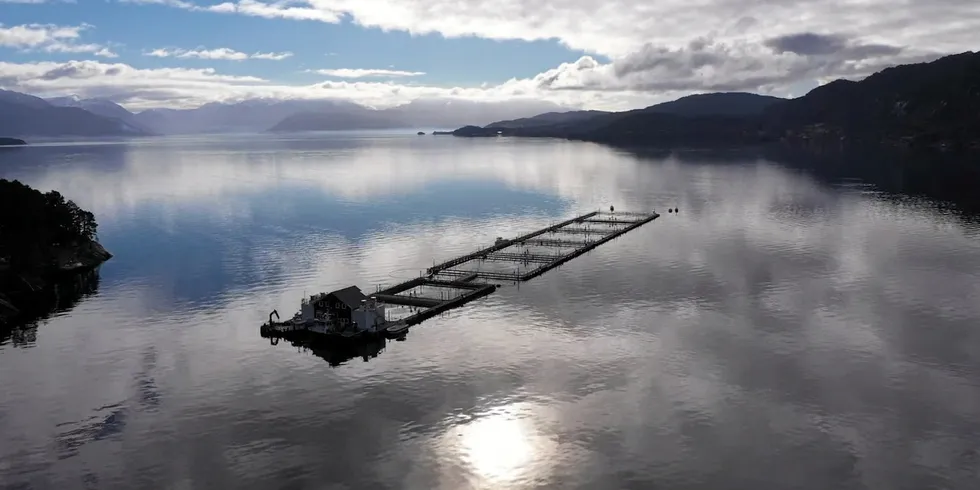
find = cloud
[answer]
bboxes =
[764,32,902,58]
[120,0,339,21]
[0,24,85,47]
[125,0,980,59]
[0,32,951,114]
[7,0,979,111]
[45,42,119,57]
[0,23,116,57]
[144,47,293,60]
[0,58,645,111]
[311,68,426,78]
[205,0,340,22]
[509,33,938,96]
[251,51,293,60]
[0,60,270,108]
[101,0,977,108]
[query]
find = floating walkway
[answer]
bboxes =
[264,209,659,341]
[373,210,658,333]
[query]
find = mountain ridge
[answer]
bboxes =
[451,52,980,153]
[0,90,148,138]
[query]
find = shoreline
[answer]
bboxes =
[0,240,111,327]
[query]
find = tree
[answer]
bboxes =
[0,179,100,270]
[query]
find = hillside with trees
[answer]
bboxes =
[0,179,111,326]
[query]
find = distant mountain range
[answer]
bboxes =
[485,110,613,129]
[267,98,566,133]
[5,51,976,148]
[0,90,147,138]
[47,95,140,124]
[0,90,566,138]
[453,52,980,152]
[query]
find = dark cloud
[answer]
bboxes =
[38,61,111,81]
[537,34,935,96]
[39,65,84,81]
[765,32,903,58]
[765,32,848,55]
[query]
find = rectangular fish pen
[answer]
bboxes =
[263,209,660,339]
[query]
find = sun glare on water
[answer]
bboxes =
[441,403,558,487]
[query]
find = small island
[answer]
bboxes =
[0,137,27,147]
[1,179,111,326]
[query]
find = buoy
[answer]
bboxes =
[610,205,615,212]
[668,209,673,213]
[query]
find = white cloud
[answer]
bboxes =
[311,68,426,78]
[118,0,197,8]
[45,42,118,58]
[205,0,340,22]
[125,0,980,59]
[0,60,272,109]
[101,0,978,109]
[0,23,116,57]
[0,24,85,47]
[145,47,293,61]
[0,58,654,111]
[6,0,980,111]
[94,47,118,58]
[251,51,293,60]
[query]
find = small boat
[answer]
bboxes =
[385,320,410,336]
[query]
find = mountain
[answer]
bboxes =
[268,111,403,132]
[132,99,371,134]
[486,110,611,129]
[467,93,784,137]
[763,51,980,149]
[0,90,50,110]
[266,98,567,133]
[47,95,152,134]
[47,95,136,122]
[378,98,565,129]
[126,97,565,134]
[0,90,148,138]
[453,52,980,152]
[642,92,786,117]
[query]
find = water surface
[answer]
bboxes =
[2,134,980,489]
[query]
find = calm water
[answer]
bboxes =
[2,134,980,489]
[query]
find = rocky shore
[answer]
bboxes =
[0,240,112,326]
[1,178,111,327]
[0,137,27,146]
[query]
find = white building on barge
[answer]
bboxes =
[289,285,389,337]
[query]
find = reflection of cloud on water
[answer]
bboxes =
[3,138,980,488]
[12,136,662,221]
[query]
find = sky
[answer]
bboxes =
[0,0,977,111]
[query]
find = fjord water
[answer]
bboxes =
[2,133,980,489]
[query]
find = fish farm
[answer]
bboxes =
[261,209,660,341]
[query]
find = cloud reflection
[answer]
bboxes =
[2,137,980,489]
